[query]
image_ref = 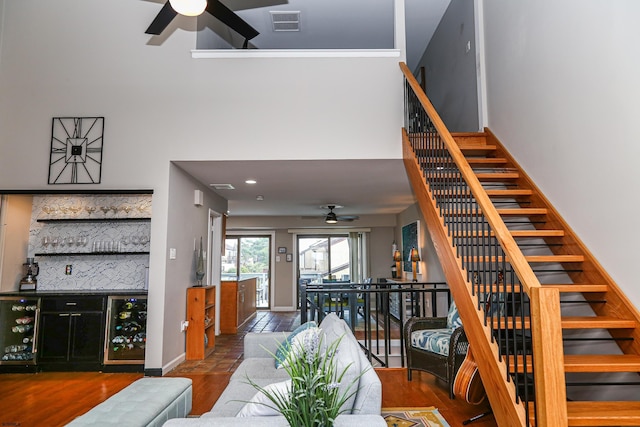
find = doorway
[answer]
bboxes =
[222,235,271,309]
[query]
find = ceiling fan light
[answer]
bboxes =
[325,212,338,224]
[169,0,207,16]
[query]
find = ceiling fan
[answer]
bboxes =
[145,0,260,47]
[324,205,359,224]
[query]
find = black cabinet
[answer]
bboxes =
[38,296,105,371]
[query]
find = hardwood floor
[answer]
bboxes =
[0,371,143,427]
[0,311,497,426]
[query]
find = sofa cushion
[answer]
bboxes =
[206,377,281,418]
[319,313,362,414]
[230,358,291,383]
[237,380,291,417]
[411,328,453,356]
[274,320,316,368]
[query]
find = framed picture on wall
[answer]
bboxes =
[402,221,420,273]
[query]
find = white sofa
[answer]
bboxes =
[164,313,386,427]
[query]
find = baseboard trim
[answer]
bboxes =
[160,353,186,375]
[269,306,296,312]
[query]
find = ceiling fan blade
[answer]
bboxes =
[145,2,178,35]
[206,0,260,41]
[337,215,359,222]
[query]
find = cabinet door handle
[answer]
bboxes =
[65,302,77,306]
[71,313,82,317]
[59,313,70,317]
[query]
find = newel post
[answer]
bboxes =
[530,286,568,426]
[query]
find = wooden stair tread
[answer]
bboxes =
[468,255,585,263]
[509,229,564,237]
[447,208,548,216]
[508,354,640,373]
[561,316,637,329]
[483,283,606,293]
[466,157,508,165]
[424,172,520,180]
[543,284,608,293]
[491,316,635,329]
[566,401,640,426]
[474,172,520,180]
[486,189,533,197]
[496,208,546,215]
[455,229,565,238]
[563,355,640,372]
[457,143,497,151]
[437,189,533,198]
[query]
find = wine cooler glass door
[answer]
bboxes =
[0,297,39,365]
[104,296,147,364]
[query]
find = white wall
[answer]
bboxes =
[0,0,404,370]
[482,0,640,308]
[161,164,227,371]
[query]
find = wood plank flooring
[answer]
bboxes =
[0,311,497,426]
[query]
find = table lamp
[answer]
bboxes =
[410,247,420,282]
[393,250,402,279]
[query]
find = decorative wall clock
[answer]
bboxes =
[48,117,104,184]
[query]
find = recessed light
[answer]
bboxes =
[245,179,257,184]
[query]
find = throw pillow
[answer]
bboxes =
[278,326,322,368]
[447,301,463,329]
[237,380,291,417]
[274,320,317,368]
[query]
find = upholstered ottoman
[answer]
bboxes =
[66,377,192,427]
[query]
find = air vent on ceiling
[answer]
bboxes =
[270,11,300,32]
[210,184,235,190]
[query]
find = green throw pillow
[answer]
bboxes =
[275,320,317,368]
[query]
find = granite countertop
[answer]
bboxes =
[0,289,147,297]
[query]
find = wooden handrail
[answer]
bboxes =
[399,62,540,296]
[399,62,568,426]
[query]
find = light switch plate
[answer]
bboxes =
[169,248,177,259]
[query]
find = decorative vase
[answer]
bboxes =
[195,237,205,286]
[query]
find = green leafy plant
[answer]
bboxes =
[246,329,362,426]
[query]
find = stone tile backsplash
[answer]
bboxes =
[28,194,152,291]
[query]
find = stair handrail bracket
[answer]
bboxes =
[400,62,567,426]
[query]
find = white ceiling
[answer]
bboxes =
[174,0,451,219]
[175,159,416,217]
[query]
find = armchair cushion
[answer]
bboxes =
[410,328,454,356]
[446,302,462,329]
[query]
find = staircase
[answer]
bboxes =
[400,62,640,426]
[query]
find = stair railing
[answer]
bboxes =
[400,62,567,427]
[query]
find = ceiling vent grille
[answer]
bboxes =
[210,184,235,190]
[270,11,300,32]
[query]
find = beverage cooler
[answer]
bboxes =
[0,296,39,367]
[104,296,147,365]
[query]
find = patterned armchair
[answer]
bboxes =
[403,302,469,398]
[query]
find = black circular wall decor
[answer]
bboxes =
[48,117,104,184]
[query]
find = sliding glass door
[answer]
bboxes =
[222,236,271,309]
[297,235,350,284]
